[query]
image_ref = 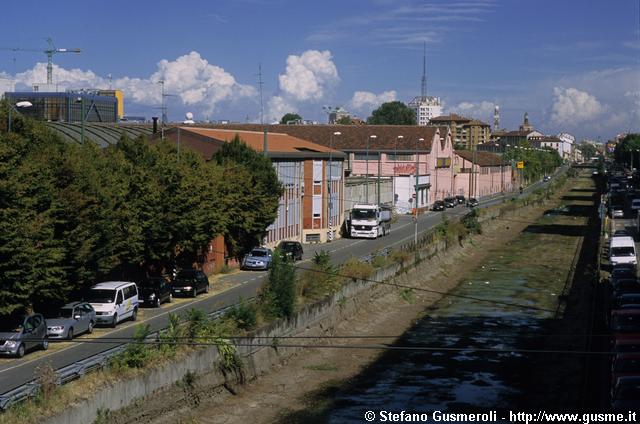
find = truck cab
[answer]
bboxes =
[350,204,392,239]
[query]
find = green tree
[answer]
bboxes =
[614,134,640,168]
[280,113,303,124]
[336,116,353,125]
[367,101,416,125]
[261,248,296,318]
[212,135,283,259]
[577,143,597,160]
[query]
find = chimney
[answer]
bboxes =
[263,127,268,156]
[152,117,158,134]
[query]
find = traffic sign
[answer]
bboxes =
[516,161,525,169]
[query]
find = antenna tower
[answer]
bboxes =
[257,63,265,125]
[420,42,427,100]
[493,105,500,131]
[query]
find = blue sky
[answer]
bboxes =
[1,0,639,141]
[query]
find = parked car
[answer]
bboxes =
[455,195,466,205]
[610,203,625,218]
[613,293,640,310]
[172,269,209,298]
[611,353,640,385]
[138,277,172,307]
[613,229,631,237]
[610,236,637,266]
[466,198,479,208]
[242,247,274,270]
[432,200,446,211]
[543,175,551,182]
[611,309,640,342]
[611,279,640,298]
[611,376,640,412]
[631,199,640,213]
[46,302,96,340]
[87,281,139,328]
[278,241,304,261]
[613,339,640,354]
[611,263,637,280]
[0,313,48,358]
[443,197,456,208]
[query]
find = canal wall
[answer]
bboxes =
[42,181,567,424]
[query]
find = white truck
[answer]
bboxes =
[349,204,392,239]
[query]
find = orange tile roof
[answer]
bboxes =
[180,127,341,154]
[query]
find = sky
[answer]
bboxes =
[0,0,639,141]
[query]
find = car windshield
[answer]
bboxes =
[250,250,268,257]
[279,243,297,251]
[352,209,376,220]
[616,296,640,307]
[57,308,74,319]
[140,279,162,289]
[87,289,116,303]
[176,271,198,280]
[612,247,636,257]
[0,316,24,332]
[612,315,640,332]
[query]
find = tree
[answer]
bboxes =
[261,248,296,318]
[577,143,597,160]
[280,113,303,124]
[367,101,416,125]
[212,135,283,259]
[614,134,640,167]
[336,116,352,125]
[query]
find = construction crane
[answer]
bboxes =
[1,37,81,85]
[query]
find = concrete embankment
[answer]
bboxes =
[43,178,570,424]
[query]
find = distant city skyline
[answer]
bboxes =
[1,0,639,141]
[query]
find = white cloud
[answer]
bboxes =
[550,87,604,125]
[278,50,339,101]
[448,100,495,122]
[12,51,256,116]
[349,90,397,111]
[266,96,297,123]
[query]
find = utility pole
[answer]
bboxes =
[394,135,403,210]
[414,137,424,247]
[366,135,377,203]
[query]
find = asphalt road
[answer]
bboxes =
[0,171,562,395]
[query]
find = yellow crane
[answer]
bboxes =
[2,37,81,85]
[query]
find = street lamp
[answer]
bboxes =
[415,137,424,247]
[366,135,377,203]
[394,135,403,209]
[329,131,341,241]
[7,101,32,133]
[75,96,86,144]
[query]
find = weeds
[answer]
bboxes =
[227,297,257,331]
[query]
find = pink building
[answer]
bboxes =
[454,150,514,198]
[201,123,512,211]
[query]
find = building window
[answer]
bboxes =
[353,152,380,160]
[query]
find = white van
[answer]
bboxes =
[610,236,638,266]
[87,281,139,328]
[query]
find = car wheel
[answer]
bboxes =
[192,288,197,298]
[168,293,173,303]
[132,308,138,322]
[88,321,94,334]
[16,344,25,358]
[156,297,162,308]
[204,283,209,294]
[111,313,118,328]
[67,328,74,341]
[41,338,49,351]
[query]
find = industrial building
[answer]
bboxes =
[4,91,119,123]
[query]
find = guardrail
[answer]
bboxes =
[0,299,249,411]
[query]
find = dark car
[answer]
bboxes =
[172,269,209,298]
[138,277,173,307]
[46,302,96,340]
[0,313,48,358]
[611,310,640,343]
[611,353,640,385]
[466,198,479,208]
[455,195,466,205]
[432,200,445,211]
[612,279,640,297]
[278,241,303,261]
[443,197,456,208]
[611,264,637,281]
[613,293,640,310]
[611,376,640,412]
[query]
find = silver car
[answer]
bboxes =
[46,302,96,340]
[242,248,274,270]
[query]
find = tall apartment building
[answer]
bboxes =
[429,113,490,149]
[408,96,443,126]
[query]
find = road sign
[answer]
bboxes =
[517,161,525,169]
